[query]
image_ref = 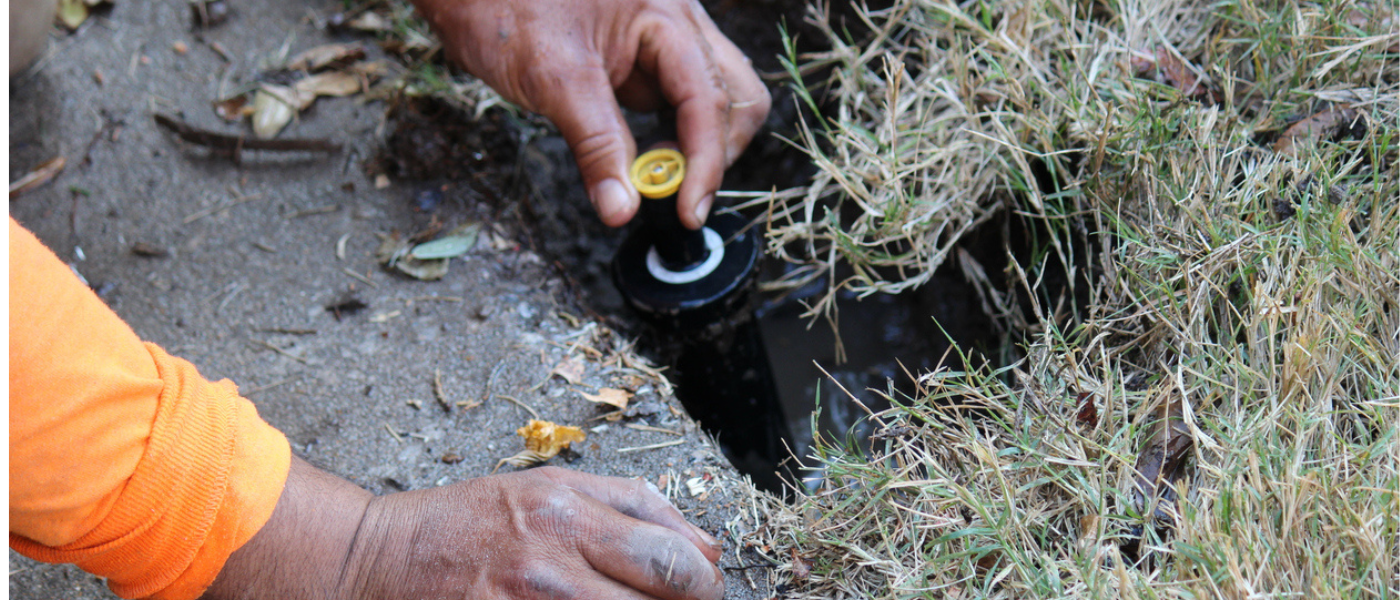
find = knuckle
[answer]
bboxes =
[511,562,578,599]
[568,130,626,175]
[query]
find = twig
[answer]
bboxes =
[256,327,318,335]
[433,369,451,413]
[182,193,265,224]
[497,395,540,420]
[341,267,378,288]
[252,339,309,364]
[383,422,402,443]
[154,113,340,156]
[285,204,340,218]
[244,376,302,396]
[625,423,682,436]
[616,439,685,453]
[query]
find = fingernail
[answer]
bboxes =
[692,194,713,228]
[591,178,629,224]
[693,524,721,550]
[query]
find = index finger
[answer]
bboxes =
[637,18,732,230]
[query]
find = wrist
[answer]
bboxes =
[201,456,372,600]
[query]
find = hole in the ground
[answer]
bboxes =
[368,16,1099,501]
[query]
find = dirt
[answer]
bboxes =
[6,0,782,596]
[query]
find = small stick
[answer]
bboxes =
[154,113,340,157]
[616,439,685,454]
[252,339,309,364]
[383,422,402,443]
[256,327,318,335]
[496,395,540,420]
[341,267,377,288]
[433,369,451,413]
[244,376,301,396]
[182,193,264,224]
[625,423,682,436]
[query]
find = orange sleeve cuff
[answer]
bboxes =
[9,219,291,599]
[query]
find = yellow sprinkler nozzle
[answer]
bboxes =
[630,148,686,199]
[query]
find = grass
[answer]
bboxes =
[742,0,1398,597]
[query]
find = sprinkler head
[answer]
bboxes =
[614,150,761,333]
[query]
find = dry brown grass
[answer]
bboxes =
[742,0,1400,597]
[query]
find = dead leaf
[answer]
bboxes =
[212,94,253,121]
[349,60,390,78]
[1274,106,1361,155]
[789,548,811,581]
[1131,389,1193,522]
[394,257,449,280]
[1074,392,1098,428]
[286,43,366,71]
[1154,48,1204,98]
[495,420,586,470]
[9,156,67,198]
[550,355,587,385]
[251,86,302,139]
[580,387,632,409]
[410,223,480,259]
[293,71,363,98]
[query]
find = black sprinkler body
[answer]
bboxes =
[612,149,793,494]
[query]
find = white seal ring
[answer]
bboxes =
[646,227,724,285]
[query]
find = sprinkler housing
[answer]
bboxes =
[613,149,793,494]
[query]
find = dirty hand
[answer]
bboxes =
[411,0,771,229]
[203,458,724,600]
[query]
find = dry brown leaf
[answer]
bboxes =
[9,156,67,198]
[348,60,390,78]
[1131,389,1193,520]
[293,71,362,98]
[517,419,586,456]
[1074,391,1098,428]
[212,94,253,121]
[550,355,587,385]
[494,449,552,472]
[1274,106,1360,155]
[580,387,632,409]
[286,43,365,71]
[1154,48,1203,97]
[790,548,811,581]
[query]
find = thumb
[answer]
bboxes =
[536,66,640,228]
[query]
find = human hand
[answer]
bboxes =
[204,458,724,600]
[410,0,771,229]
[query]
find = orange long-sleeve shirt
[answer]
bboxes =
[9,218,291,599]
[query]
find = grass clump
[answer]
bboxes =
[748,0,1399,597]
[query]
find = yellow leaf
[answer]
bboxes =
[580,387,631,409]
[516,419,585,457]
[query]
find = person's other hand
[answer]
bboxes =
[204,457,725,600]
[410,0,771,229]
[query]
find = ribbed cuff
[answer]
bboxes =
[11,344,290,600]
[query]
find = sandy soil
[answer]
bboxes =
[7,0,779,596]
